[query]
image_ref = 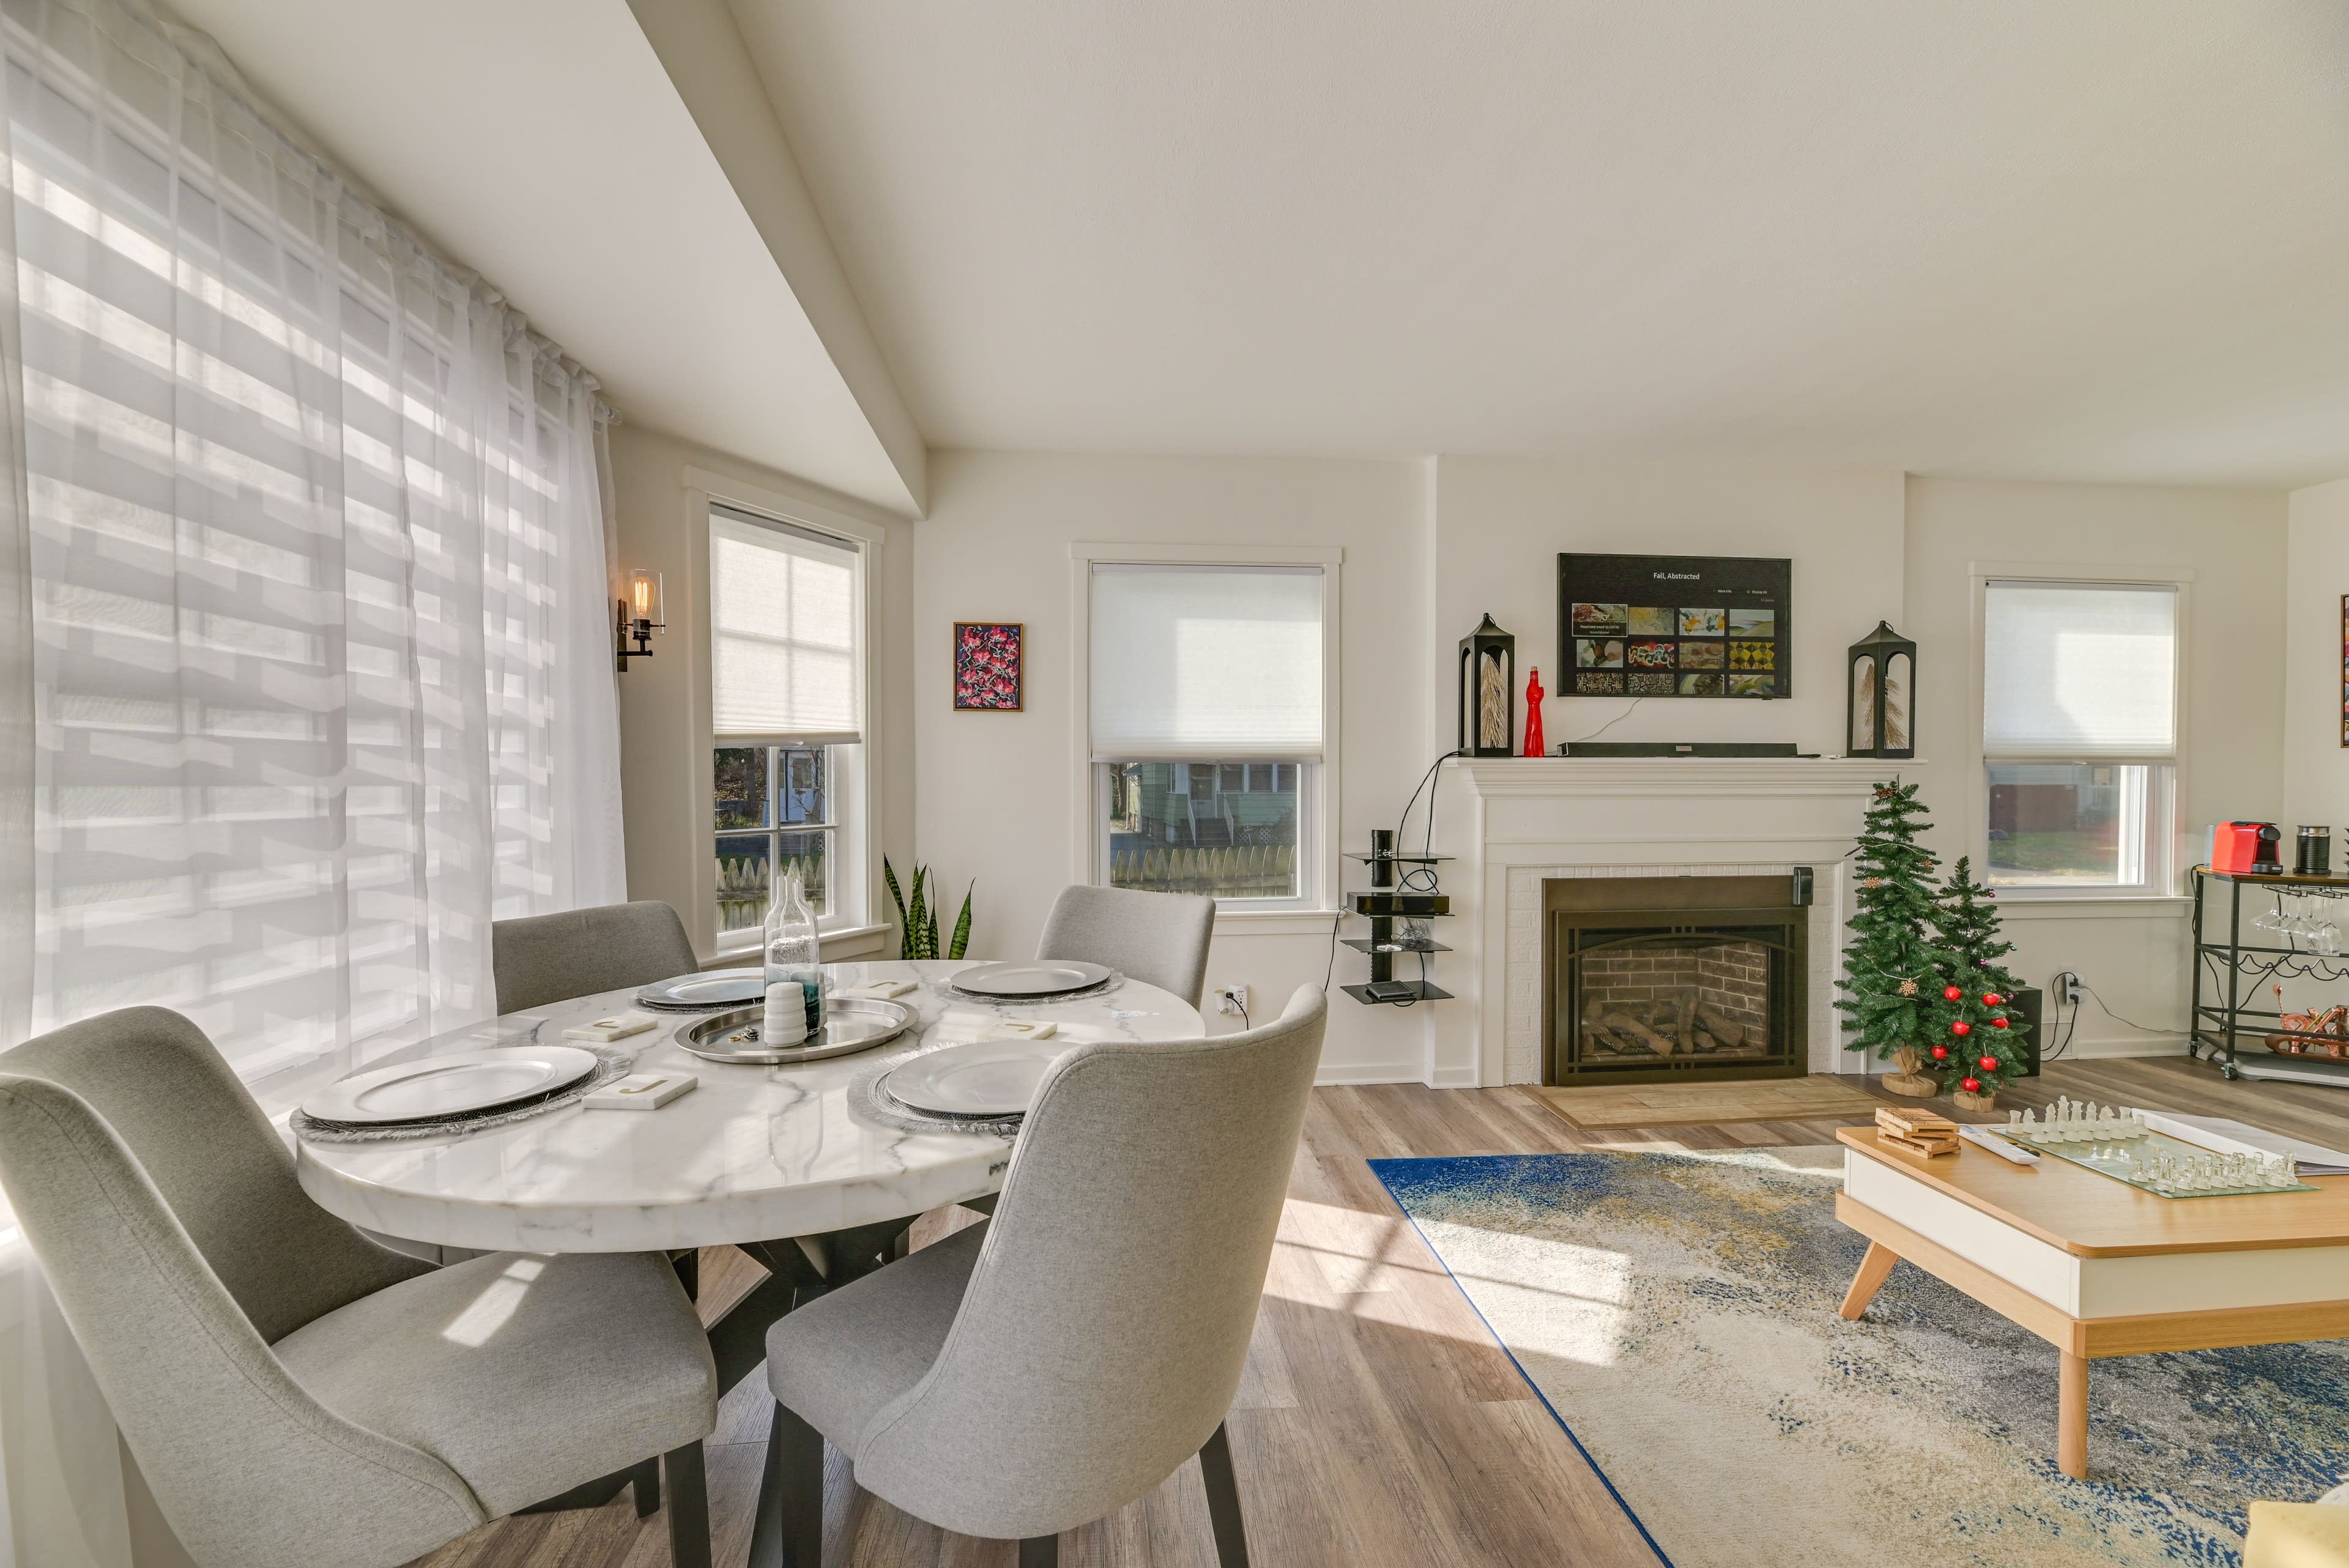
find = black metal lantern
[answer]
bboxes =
[1459,614,1516,757]
[1846,621,1916,759]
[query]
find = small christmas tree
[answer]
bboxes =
[1927,855,2031,1106]
[1836,779,1944,1096]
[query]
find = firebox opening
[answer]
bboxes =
[1543,876,1806,1086]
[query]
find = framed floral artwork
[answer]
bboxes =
[954,622,1023,711]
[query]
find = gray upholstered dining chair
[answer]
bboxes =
[1035,883,1217,1008]
[754,984,1327,1567]
[0,1006,718,1568]
[491,898,701,1013]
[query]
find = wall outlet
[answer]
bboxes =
[1214,983,1250,1017]
[2054,972,2084,1006]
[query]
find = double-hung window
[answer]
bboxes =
[708,504,864,944]
[1981,579,2178,891]
[1089,563,1326,907]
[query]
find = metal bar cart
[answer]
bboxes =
[2189,864,2349,1085]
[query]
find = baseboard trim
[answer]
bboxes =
[2044,1034,2186,1062]
[1316,1061,1423,1087]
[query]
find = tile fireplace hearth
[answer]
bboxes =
[1545,875,1806,1085]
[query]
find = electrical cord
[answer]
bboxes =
[1565,697,1645,747]
[2042,984,2080,1064]
[1394,749,1465,853]
[2077,978,2172,1036]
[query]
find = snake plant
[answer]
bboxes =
[885,857,973,961]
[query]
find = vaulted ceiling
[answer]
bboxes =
[172,0,2349,497]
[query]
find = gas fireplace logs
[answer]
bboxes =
[1579,998,1761,1059]
[1874,1106,1960,1157]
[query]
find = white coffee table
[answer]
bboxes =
[1836,1124,2349,1479]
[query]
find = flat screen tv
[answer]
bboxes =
[1559,552,1791,700]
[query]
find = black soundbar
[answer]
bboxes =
[1562,742,1807,758]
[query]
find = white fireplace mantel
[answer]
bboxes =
[1420,756,1910,1088]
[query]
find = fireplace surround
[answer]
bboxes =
[1543,874,1808,1085]
[1422,757,1888,1088]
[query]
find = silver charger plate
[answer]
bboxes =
[882,1038,1069,1116]
[947,960,1114,999]
[675,996,915,1065]
[302,1046,601,1125]
[636,967,763,1011]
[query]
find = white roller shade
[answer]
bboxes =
[1089,565,1325,759]
[1983,581,2177,758]
[710,508,861,743]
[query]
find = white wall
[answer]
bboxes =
[2284,478,2349,834]
[1904,476,2288,1058]
[609,428,2299,1080]
[610,422,917,960]
[910,450,1435,1080]
[1428,458,1909,759]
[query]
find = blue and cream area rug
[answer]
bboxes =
[1371,1146,2349,1568]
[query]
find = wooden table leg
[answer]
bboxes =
[2058,1351,2088,1479]
[1838,1241,1899,1320]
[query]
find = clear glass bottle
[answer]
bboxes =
[762,871,825,1046]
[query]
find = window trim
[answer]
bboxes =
[1968,561,2194,901]
[1068,542,1344,914]
[686,467,886,959]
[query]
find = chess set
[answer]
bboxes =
[1997,1097,2317,1198]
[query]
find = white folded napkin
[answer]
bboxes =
[837,978,919,1000]
[979,1019,1058,1042]
[562,1011,659,1043]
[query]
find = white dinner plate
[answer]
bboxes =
[948,960,1113,999]
[883,1039,1072,1117]
[636,968,764,1009]
[302,1046,601,1125]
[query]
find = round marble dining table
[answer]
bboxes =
[294,959,1205,1254]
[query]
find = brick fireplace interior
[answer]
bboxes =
[1543,874,1809,1085]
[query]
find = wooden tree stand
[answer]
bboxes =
[1882,1045,1942,1099]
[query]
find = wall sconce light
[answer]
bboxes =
[617,570,664,672]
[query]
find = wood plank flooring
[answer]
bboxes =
[413,1052,2349,1568]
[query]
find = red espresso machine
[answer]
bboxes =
[2211,822,2284,876]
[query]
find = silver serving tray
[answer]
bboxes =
[674,997,915,1065]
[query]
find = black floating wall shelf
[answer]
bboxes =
[1340,829,1455,1007]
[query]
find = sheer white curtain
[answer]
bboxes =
[0,0,625,1561]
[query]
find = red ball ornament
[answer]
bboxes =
[1959,1076,1983,1094]
[1943,986,1962,1000]
[1982,993,2003,1006]
[1951,1020,1972,1036]
[1991,1016,2009,1029]
[1978,1055,1998,1071]
[1930,1044,1950,1060]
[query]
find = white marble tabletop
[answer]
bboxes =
[294,959,1204,1253]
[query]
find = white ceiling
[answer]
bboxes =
[165,0,924,515]
[732,0,2349,488]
